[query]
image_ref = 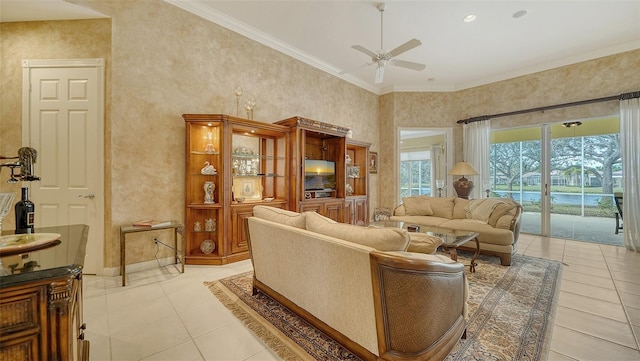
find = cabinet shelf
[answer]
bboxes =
[187,203,222,208]
[191,150,220,155]
[231,173,282,178]
[232,153,285,160]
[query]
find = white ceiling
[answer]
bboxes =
[3,1,639,94]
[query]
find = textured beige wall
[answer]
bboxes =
[0,19,112,232]
[2,0,638,270]
[70,0,379,268]
[379,49,640,209]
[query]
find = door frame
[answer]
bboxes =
[22,58,105,274]
[396,127,453,204]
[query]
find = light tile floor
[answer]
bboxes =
[84,234,640,360]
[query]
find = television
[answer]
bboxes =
[304,160,336,191]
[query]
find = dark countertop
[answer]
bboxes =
[0,224,89,288]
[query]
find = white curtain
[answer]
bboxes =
[464,120,491,200]
[620,94,640,251]
[430,144,442,194]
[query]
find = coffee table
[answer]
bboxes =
[370,221,480,272]
[421,226,480,273]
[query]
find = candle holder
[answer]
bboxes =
[234,86,243,116]
[483,180,491,198]
[436,180,445,197]
[244,96,256,119]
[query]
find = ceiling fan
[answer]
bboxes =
[341,3,426,84]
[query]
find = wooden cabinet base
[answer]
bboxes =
[0,274,88,361]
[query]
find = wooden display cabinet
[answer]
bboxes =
[346,139,371,225]
[183,114,289,265]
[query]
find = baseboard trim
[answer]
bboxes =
[96,257,177,277]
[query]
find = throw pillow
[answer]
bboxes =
[487,203,516,227]
[306,212,409,252]
[407,233,443,254]
[402,195,433,216]
[253,205,306,229]
[465,199,504,223]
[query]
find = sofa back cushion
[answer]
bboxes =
[253,205,306,229]
[306,211,410,251]
[453,198,469,219]
[426,197,455,219]
[402,195,434,216]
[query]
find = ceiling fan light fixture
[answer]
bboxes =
[562,121,582,128]
[341,2,425,85]
[375,64,385,84]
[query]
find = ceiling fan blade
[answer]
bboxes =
[351,45,378,59]
[388,38,422,58]
[392,59,426,71]
[339,61,373,75]
[374,64,385,84]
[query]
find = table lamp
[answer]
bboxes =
[449,161,479,199]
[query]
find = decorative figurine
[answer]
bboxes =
[194,221,202,232]
[205,218,216,232]
[345,183,354,196]
[201,161,217,175]
[204,181,215,204]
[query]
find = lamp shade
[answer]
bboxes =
[448,162,479,176]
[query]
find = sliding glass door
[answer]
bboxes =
[490,126,544,235]
[490,117,622,244]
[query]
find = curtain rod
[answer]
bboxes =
[457,90,640,125]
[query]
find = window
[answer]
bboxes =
[400,150,431,197]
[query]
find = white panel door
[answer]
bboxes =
[23,59,104,274]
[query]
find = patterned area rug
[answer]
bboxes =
[205,253,562,361]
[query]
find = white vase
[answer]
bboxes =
[204,181,215,204]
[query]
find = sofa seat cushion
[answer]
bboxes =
[390,215,450,227]
[407,233,443,254]
[253,205,306,229]
[439,219,514,246]
[306,212,410,252]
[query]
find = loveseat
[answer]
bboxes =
[246,205,468,361]
[391,196,522,266]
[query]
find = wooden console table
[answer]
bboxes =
[120,222,184,286]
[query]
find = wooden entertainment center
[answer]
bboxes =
[275,116,370,225]
[183,114,370,265]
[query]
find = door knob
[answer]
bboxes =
[79,193,95,199]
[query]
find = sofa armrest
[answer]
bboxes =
[509,204,523,244]
[369,251,466,361]
[392,203,406,216]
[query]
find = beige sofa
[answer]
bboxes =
[391,196,522,266]
[247,205,468,361]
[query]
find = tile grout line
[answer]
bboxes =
[600,244,640,352]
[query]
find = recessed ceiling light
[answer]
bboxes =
[513,10,527,19]
[463,14,476,23]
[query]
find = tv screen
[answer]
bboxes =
[304,160,336,190]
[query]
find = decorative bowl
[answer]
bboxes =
[200,239,215,254]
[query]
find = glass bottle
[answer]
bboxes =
[15,187,35,234]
